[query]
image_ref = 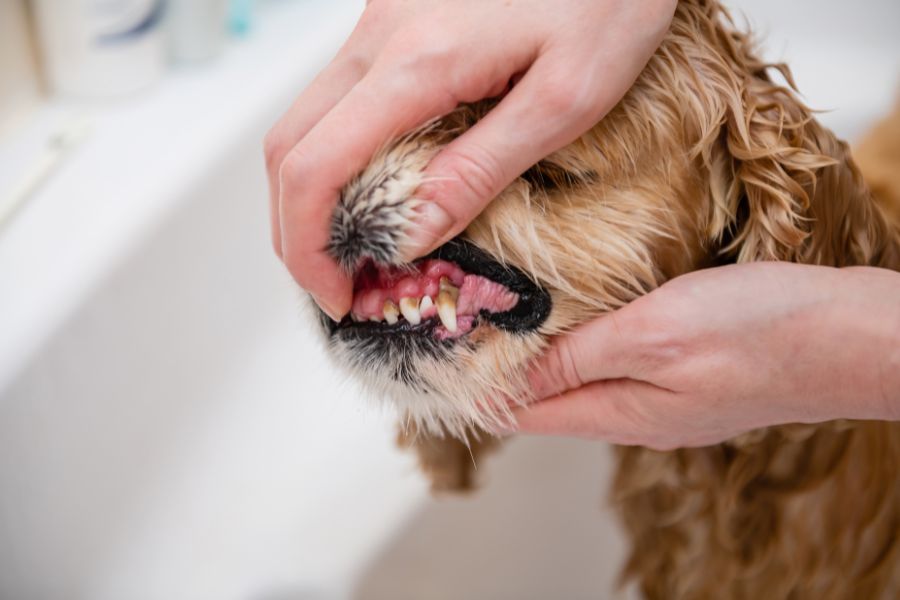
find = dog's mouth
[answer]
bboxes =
[326,239,551,341]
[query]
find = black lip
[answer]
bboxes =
[323,238,552,338]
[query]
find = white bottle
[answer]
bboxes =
[0,0,41,135]
[31,0,166,99]
[167,0,229,64]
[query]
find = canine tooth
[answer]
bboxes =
[399,297,421,325]
[436,291,458,332]
[383,300,399,325]
[439,277,460,302]
[419,295,434,312]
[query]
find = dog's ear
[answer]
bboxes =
[703,65,896,267]
[704,65,828,262]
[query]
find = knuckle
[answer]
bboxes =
[337,52,371,80]
[277,147,314,196]
[383,17,457,73]
[556,337,586,392]
[263,128,289,176]
[625,300,691,375]
[539,337,584,394]
[440,145,504,206]
[647,322,688,365]
[541,78,599,122]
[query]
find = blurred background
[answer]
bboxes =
[0,1,898,599]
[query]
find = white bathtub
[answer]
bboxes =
[0,1,897,599]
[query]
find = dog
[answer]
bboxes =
[315,0,900,597]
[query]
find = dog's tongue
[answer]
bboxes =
[350,259,518,335]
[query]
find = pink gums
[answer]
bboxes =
[350,259,519,338]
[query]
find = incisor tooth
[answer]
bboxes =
[436,291,457,332]
[383,299,399,325]
[419,295,434,312]
[399,297,421,325]
[439,277,459,301]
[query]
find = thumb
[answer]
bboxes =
[397,55,611,261]
[526,309,645,402]
[511,379,666,445]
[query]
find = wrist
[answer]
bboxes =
[871,276,900,421]
[835,267,900,421]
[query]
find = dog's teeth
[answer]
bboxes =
[399,297,421,325]
[351,312,361,322]
[436,291,457,332]
[369,315,382,323]
[419,295,434,312]
[439,276,460,302]
[383,300,399,325]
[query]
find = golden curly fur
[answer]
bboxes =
[320,0,900,596]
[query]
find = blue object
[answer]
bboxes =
[229,0,254,36]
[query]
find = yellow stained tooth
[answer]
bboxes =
[399,297,421,325]
[436,291,457,332]
[439,276,459,302]
[383,299,399,325]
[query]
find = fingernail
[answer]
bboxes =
[313,294,345,322]
[398,201,455,262]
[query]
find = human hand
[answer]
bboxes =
[514,263,900,450]
[264,0,677,320]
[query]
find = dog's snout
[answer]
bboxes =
[328,136,439,272]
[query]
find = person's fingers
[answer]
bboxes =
[526,309,654,401]
[511,379,671,445]
[264,55,371,258]
[275,75,452,318]
[403,40,655,260]
[512,381,743,450]
[277,38,535,317]
[264,3,409,257]
[267,60,367,320]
